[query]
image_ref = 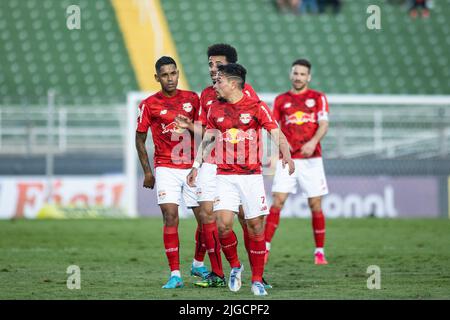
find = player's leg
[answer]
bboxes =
[217,209,242,291]
[190,205,209,278]
[160,203,184,289]
[246,215,268,296]
[297,158,329,265]
[191,163,225,283]
[214,175,242,291]
[237,206,250,258]
[155,167,185,289]
[193,200,226,287]
[308,196,328,265]
[180,168,210,279]
[265,159,297,263]
[238,174,270,296]
[265,192,289,262]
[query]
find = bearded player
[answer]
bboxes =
[265,59,330,265]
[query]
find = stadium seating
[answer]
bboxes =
[0,0,138,104]
[0,0,449,103]
[161,0,450,95]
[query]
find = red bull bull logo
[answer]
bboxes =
[161,122,185,134]
[285,111,316,125]
[220,128,255,144]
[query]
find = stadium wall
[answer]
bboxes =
[0,157,448,219]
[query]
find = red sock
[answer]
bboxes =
[265,206,281,243]
[241,223,251,261]
[248,232,266,282]
[312,210,325,248]
[194,225,206,262]
[203,222,224,277]
[163,225,179,271]
[219,230,241,269]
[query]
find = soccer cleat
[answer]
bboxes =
[314,252,328,265]
[190,264,210,280]
[228,264,244,292]
[251,281,268,296]
[262,277,273,289]
[162,275,184,289]
[194,272,226,288]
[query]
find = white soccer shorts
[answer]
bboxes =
[155,167,199,207]
[213,174,269,220]
[271,158,329,198]
[196,163,217,202]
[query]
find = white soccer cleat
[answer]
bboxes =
[228,264,244,292]
[251,281,268,296]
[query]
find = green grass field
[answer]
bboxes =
[1,217,449,300]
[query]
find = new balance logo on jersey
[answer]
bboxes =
[206,100,213,106]
[283,102,292,109]
[217,117,224,122]
[183,102,193,112]
[160,109,167,115]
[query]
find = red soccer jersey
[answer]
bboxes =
[136,89,199,169]
[198,83,259,126]
[199,83,259,164]
[272,89,329,159]
[206,94,278,175]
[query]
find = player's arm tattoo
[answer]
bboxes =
[135,131,153,175]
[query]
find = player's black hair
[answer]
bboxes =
[292,59,312,72]
[207,43,238,63]
[217,63,246,89]
[155,56,177,73]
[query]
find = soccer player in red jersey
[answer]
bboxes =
[176,44,268,289]
[135,56,203,289]
[187,63,294,295]
[265,59,330,265]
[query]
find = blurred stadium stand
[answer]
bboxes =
[161,0,450,95]
[0,0,138,104]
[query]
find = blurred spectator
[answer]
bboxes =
[318,0,342,14]
[274,0,300,14]
[409,0,430,18]
[299,0,319,14]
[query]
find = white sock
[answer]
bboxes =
[171,270,181,278]
[266,242,271,251]
[315,248,324,254]
[192,259,204,268]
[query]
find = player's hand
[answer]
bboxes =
[175,114,193,129]
[300,140,316,157]
[186,168,198,187]
[143,173,155,189]
[282,158,295,175]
